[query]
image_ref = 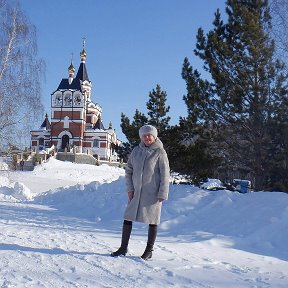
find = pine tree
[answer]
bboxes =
[118,110,148,161]
[120,84,171,159]
[265,95,288,191]
[120,110,148,148]
[175,58,220,183]
[182,0,288,190]
[146,84,171,137]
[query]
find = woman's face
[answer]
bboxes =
[142,133,156,146]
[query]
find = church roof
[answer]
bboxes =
[57,78,82,90]
[75,62,89,82]
[40,113,51,130]
[94,117,105,130]
[57,47,89,90]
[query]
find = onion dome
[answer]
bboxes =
[80,48,87,58]
[68,63,75,73]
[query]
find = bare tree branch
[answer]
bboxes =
[0,0,45,148]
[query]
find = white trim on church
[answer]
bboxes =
[30,45,121,161]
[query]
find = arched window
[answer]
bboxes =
[61,135,69,150]
[64,94,72,106]
[54,94,62,106]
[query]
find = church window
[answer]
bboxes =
[74,94,82,106]
[55,94,62,106]
[64,94,72,106]
[38,138,44,151]
[63,116,69,128]
[93,139,100,148]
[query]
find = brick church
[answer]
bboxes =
[30,45,120,161]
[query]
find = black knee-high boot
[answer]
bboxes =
[141,224,157,260]
[111,220,132,257]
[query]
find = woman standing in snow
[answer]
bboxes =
[111,125,170,260]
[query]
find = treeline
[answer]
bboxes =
[117,0,288,192]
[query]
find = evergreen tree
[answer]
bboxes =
[120,84,171,159]
[265,95,288,191]
[176,58,220,183]
[146,84,171,137]
[182,0,288,190]
[118,110,148,161]
[120,109,148,147]
[164,121,220,185]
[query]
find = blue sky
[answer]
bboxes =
[21,0,226,141]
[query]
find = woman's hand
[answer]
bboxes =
[128,191,134,202]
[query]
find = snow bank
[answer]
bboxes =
[1,159,288,262]
[33,178,127,222]
[0,161,9,171]
[1,158,288,287]
[13,182,34,201]
[32,157,125,184]
[161,186,288,259]
[0,177,33,201]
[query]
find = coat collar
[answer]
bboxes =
[139,138,163,150]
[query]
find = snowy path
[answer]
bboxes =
[1,159,288,287]
[0,201,200,287]
[1,199,288,287]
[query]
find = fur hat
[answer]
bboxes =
[139,125,158,139]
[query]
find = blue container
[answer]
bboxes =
[233,179,251,193]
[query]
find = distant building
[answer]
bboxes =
[30,45,120,161]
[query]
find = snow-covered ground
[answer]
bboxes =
[0,157,288,287]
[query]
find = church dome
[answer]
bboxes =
[80,48,87,58]
[68,63,75,73]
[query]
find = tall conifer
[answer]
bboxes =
[182,0,288,190]
[120,85,171,158]
[146,84,171,136]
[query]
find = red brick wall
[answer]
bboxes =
[100,142,107,148]
[51,122,85,138]
[69,122,85,137]
[83,142,92,147]
[53,111,83,119]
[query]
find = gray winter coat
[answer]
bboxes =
[124,138,170,225]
